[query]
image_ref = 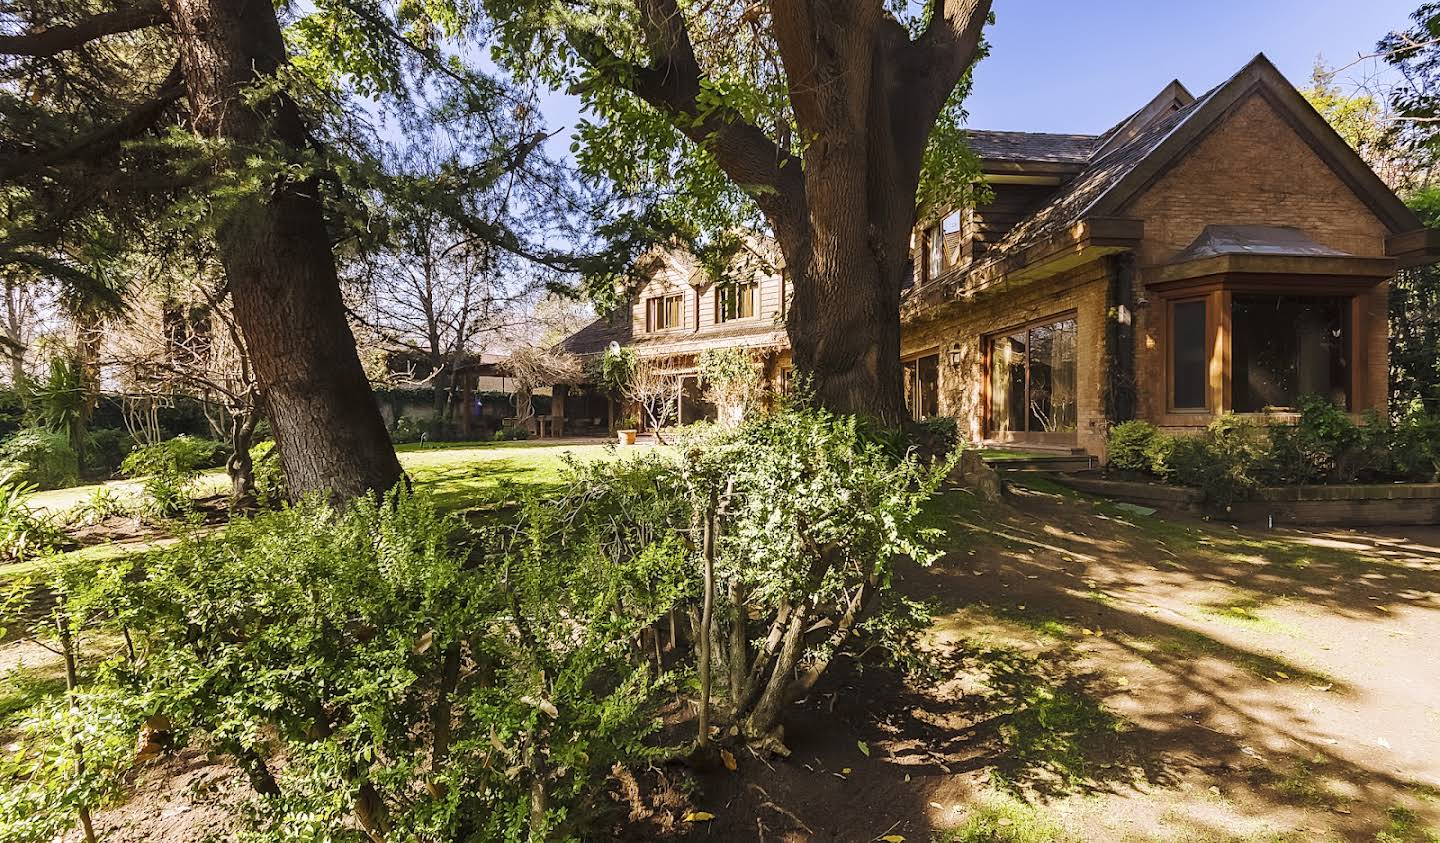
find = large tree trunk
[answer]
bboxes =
[600,0,989,423]
[163,0,404,499]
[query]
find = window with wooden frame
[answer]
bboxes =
[903,353,941,419]
[1231,294,1351,412]
[645,293,684,332]
[986,314,1078,436]
[1168,298,1209,411]
[925,223,944,282]
[715,280,758,323]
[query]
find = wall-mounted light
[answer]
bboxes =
[947,344,964,367]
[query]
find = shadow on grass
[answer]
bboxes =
[891,482,1440,841]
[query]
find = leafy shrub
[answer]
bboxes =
[1147,416,1260,507]
[118,434,225,477]
[0,684,143,843]
[120,435,224,517]
[1260,396,1387,484]
[692,405,957,742]
[0,428,79,490]
[389,414,425,444]
[82,427,133,478]
[50,488,667,841]
[1388,402,1440,481]
[0,479,63,563]
[493,425,531,441]
[1106,420,1160,474]
[64,486,133,528]
[249,440,287,507]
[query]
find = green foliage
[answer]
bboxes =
[597,345,638,396]
[1105,420,1160,474]
[0,428,79,490]
[389,415,427,444]
[21,354,93,459]
[0,479,63,564]
[51,487,667,841]
[119,435,226,478]
[64,486,132,529]
[493,426,531,442]
[697,347,767,424]
[120,435,224,517]
[1262,395,1388,484]
[249,441,287,508]
[0,683,145,843]
[82,427,133,478]
[1109,398,1440,505]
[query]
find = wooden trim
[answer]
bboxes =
[1350,295,1366,413]
[1215,289,1232,414]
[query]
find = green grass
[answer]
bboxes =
[0,665,66,724]
[937,793,1066,842]
[1379,806,1440,843]
[0,441,623,583]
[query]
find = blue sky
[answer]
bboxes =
[529,1,1420,149]
[967,0,1416,133]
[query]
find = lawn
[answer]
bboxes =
[1,440,626,584]
[21,438,622,515]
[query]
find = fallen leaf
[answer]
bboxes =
[857,740,871,757]
[879,836,906,843]
[929,802,943,810]
[1274,671,1290,679]
[721,749,737,771]
[683,811,715,823]
[841,767,852,775]
[997,817,1013,827]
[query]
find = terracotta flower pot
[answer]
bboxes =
[617,429,638,446]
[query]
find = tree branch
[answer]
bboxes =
[566,3,805,222]
[0,3,169,57]
[0,61,183,180]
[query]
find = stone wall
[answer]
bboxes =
[901,260,1111,454]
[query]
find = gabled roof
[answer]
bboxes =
[980,53,1422,269]
[1091,79,1195,160]
[964,130,1096,164]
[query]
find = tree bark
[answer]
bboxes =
[163,0,403,500]
[579,0,990,423]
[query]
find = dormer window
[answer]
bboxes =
[646,293,683,332]
[716,280,758,323]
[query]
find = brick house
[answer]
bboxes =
[559,54,1440,455]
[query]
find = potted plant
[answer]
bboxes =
[616,415,640,446]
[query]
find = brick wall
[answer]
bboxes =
[901,260,1111,454]
[1123,92,1390,266]
[1124,91,1393,425]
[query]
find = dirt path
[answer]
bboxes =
[657,485,1440,842]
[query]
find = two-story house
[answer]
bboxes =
[557,54,1440,456]
[556,247,791,431]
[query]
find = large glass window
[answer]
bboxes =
[1231,294,1350,411]
[988,317,1077,436]
[1171,299,1208,410]
[904,354,941,419]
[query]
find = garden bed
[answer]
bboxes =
[1050,474,1440,525]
